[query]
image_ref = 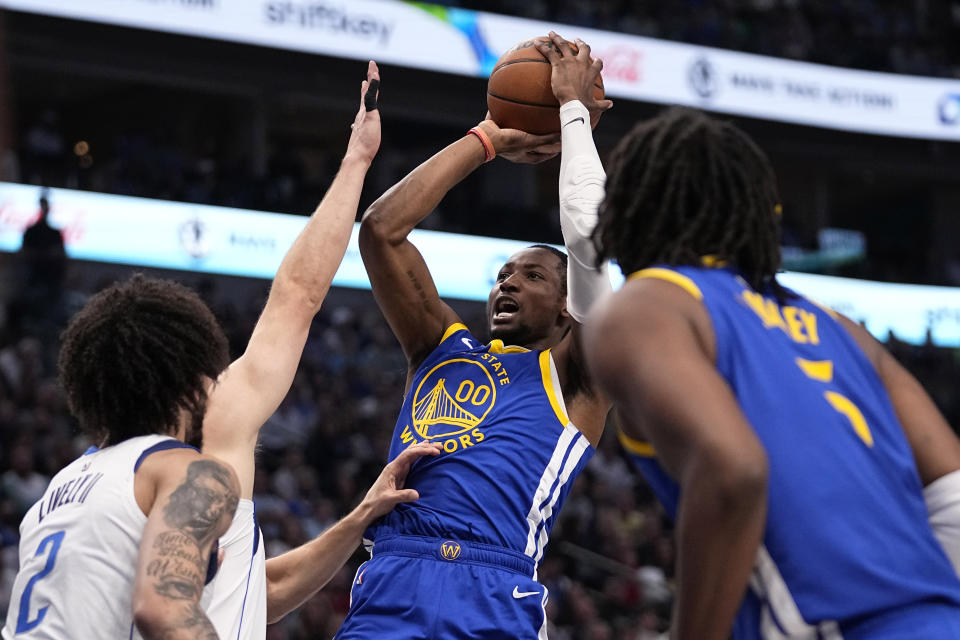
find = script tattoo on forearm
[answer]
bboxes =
[143,459,238,639]
[407,269,431,311]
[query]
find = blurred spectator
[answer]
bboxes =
[1,443,48,521]
[6,192,67,341]
[19,193,65,294]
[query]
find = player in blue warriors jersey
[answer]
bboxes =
[584,106,960,639]
[336,34,614,639]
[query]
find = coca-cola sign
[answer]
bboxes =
[595,45,643,84]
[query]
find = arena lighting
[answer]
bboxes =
[0,181,958,347]
[2,0,960,140]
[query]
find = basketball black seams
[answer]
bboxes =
[491,58,550,74]
[487,91,559,109]
[491,59,603,89]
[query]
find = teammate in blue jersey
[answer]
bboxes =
[335,34,614,639]
[584,106,960,639]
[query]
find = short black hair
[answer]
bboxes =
[527,244,568,296]
[59,274,229,446]
[593,107,782,293]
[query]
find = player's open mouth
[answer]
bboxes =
[493,296,520,321]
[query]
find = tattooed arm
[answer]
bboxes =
[132,452,240,639]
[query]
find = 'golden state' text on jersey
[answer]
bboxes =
[621,266,960,640]
[368,323,595,570]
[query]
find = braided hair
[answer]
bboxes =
[593,107,783,294]
[59,274,229,446]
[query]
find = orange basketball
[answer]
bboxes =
[487,37,605,135]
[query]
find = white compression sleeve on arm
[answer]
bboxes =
[558,100,612,324]
[925,468,960,576]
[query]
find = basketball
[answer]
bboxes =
[487,37,605,135]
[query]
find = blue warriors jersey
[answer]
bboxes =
[368,323,595,570]
[620,266,960,639]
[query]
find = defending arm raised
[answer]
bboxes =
[203,62,382,498]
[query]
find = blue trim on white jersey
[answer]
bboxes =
[234,524,261,639]
[133,440,197,472]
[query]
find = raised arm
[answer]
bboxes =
[535,33,613,325]
[263,442,441,622]
[202,62,381,497]
[132,451,239,639]
[532,34,614,442]
[359,117,559,372]
[584,279,768,640]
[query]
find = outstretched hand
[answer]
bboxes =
[360,442,443,520]
[535,32,613,121]
[477,116,561,164]
[346,60,382,166]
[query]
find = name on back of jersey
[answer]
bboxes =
[37,471,104,522]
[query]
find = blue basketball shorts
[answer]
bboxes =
[334,535,549,640]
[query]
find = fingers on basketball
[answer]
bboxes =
[487,36,605,134]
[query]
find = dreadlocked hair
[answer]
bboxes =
[593,107,786,296]
[59,274,229,446]
[527,244,568,296]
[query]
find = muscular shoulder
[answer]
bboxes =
[135,448,240,518]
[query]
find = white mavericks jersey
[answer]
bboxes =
[2,435,194,640]
[202,499,267,640]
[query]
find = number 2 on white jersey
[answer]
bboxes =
[16,530,66,633]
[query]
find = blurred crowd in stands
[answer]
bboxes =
[13,108,332,221]
[2,228,960,637]
[442,0,960,78]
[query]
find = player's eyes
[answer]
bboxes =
[496,272,509,282]
[528,272,543,279]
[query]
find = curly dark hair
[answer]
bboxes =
[58,274,230,446]
[593,107,783,294]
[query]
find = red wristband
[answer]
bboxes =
[467,127,496,163]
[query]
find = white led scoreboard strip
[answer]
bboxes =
[2,0,959,141]
[1,181,957,347]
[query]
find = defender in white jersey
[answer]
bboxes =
[199,61,441,638]
[3,276,240,640]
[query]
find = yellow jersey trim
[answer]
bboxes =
[628,268,704,301]
[795,358,833,382]
[539,350,569,426]
[440,323,468,344]
[618,430,656,457]
[488,339,530,354]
